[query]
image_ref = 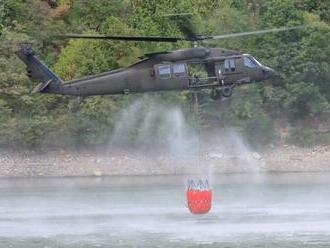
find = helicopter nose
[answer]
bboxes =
[262,66,278,79]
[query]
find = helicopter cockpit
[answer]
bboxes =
[242,54,277,81]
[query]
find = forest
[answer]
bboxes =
[0,0,330,149]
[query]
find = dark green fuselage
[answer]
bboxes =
[17,47,277,97]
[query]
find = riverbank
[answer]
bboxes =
[0,145,330,178]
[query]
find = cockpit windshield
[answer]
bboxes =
[243,57,257,68]
[243,55,262,68]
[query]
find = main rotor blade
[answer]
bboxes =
[211,26,304,40]
[60,34,186,42]
[60,26,303,43]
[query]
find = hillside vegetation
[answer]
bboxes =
[0,0,330,148]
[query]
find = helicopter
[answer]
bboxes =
[16,20,302,100]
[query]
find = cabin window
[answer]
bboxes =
[172,63,186,77]
[158,64,171,79]
[224,59,236,72]
[243,57,257,68]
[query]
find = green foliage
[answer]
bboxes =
[287,127,316,147]
[261,0,304,26]
[1,0,26,28]
[243,114,277,147]
[287,125,330,147]
[1,0,330,148]
[68,0,129,30]
[296,0,330,23]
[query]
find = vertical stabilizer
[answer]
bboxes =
[15,44,62,93]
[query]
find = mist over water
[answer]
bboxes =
[110,99,199,157]
[109,98,264,177]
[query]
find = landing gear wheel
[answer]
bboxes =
[222,86,233,97]
[210,89,221,100]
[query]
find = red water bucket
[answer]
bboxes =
[186,179,212,214]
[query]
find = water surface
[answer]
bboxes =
[0,173,330,247]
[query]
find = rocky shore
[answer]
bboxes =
[1,145,330,178]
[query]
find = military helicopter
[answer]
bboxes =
[16,19,302,100]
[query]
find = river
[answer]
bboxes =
[0,173,330,247]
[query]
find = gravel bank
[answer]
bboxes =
[1,145,330,178]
